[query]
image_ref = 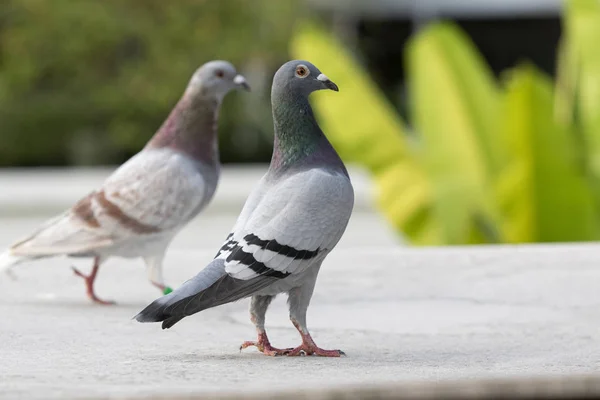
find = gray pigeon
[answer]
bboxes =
[0,60,250,304]
[135,60,354,357]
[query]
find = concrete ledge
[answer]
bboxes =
[3,242,600,399]
[0,164,375,216]
[122,374,600,399]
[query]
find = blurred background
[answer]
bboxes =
[1,0,598,246]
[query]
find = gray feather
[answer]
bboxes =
[134,258,277,329]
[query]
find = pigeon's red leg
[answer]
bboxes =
[144,255,173,295]
[149,281,173,295]
[150,281,166,291]
[240,295,292,356]
[284,319,345,357]
[283,277,345,357]
[72,257,115,305]
[240,331,292,356]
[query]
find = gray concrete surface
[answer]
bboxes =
[1,167,600,399]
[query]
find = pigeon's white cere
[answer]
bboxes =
[317,73,330,82]
[234,75,247,85]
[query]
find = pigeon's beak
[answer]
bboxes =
[234,74,251,91]
[317,73,339,92]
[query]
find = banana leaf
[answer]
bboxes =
[406,22,504,244]
[560,0,600,215]
[498,64,597,242]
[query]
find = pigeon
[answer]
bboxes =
[0,60,250,304]
[135,60,354,357]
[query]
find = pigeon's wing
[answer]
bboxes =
[99,149,209,233]
[214,174,271,259]
[9,149,208,256]
[221,167,354,281]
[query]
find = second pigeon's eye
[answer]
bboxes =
[295,65,309,78]
[215,70,224,78]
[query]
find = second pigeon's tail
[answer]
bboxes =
[134,258,277,330]
[0,250,25,278]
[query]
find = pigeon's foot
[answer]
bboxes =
[71,265,115,305]
[285,343,345,357]
[285,324,345,357]
[240,332,292,356]
[150,280,173,295]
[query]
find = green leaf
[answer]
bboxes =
[498,65,598,242]
[560,0,600,212]
[290,22,440,244]
[406,22,504,244]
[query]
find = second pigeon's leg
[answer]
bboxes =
[240,295,291,356]
[144,254,173,295]
[72,257,115,305]
[285,270,345,357]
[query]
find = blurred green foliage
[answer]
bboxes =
[0,0,299,166]
[499,65,597,242]
[5,0,600,245]
[406,24,504,244]
[292,0,600,244]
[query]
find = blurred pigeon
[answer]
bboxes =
[135,60,353,357]
[0,60,250,304]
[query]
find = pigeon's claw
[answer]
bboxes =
[240,332,292,357]
[284,323,345,357]
[240,341,290,357]
[284,344,345,357]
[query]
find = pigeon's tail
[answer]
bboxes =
[134,258,277,329]
[0,250,25,277]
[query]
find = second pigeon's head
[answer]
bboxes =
[186,60,250,100]
[272,60,339,98]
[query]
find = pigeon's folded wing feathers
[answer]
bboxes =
[220,168,353,281]
[100,149,207,232]
[10,150,207,256]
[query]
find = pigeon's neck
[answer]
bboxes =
[146,93,220,166]
[270,91,344,174]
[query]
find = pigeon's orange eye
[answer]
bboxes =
[215,70,224,78]
[295,65,309,78]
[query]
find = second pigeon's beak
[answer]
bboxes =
[234,74,251,91]
[317,73,339,92]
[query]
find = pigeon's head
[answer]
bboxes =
[187,60,250,99]
[273,60,339,97]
